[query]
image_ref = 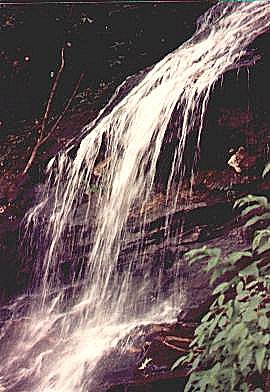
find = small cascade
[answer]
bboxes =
[1,2,270,391]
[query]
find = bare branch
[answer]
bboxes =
[22,47,84,176]
[40,46,65,138]
[39,72,84,148]
[22,140,42,176]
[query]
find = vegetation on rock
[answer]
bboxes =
[173,188,270,391]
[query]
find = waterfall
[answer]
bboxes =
[1,2,270,391]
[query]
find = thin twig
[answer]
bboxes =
[22,48,84,176]
[22,142,41,176]
[40,46,65,138]
[39,72,84,147]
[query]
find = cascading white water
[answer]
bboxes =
[1,2,270,391]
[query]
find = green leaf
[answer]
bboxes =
[255,346,266,373]
[252,229,270,251]
[185,246,207,260]
[256,241,270,255]
[258,315,269,330]
[236,281,244,294]
[262,162,270,177]
[261,334,270,345]
[234,195,268,210]
[239,263,259,278]
[228,251,252,265]
[239,348,253,371]
[191,356,201,371]
[248,296,261,309]
[201,312,212,323]
[226,304,233,319]
[208,317,219,337]
[213,282,230,295]
[241,204,261,217]
[242,308,257,322]
[228,322,248,341]
[171,354,189,370]
[186,254,208,266]
[194,323,207,337]
[245,213,270,228]
[208,248,222,258]
[218,316,227,328]
[218,294,225,306]
[205,256,220,272]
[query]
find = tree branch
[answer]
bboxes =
[40,46,65,138]
[39,72,84,148]
[22,47,84,176]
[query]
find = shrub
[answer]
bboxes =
[173,194,270,391]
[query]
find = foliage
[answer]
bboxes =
[172,193,270,391]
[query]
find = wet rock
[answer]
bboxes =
[177,300,212,323]
[87,322,193,392]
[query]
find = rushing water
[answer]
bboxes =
[1,2,270,391]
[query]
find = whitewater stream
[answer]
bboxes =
[1,2,270,391]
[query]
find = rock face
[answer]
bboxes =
[87,322,193,392]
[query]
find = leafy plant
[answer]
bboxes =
[173,193,270,391]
